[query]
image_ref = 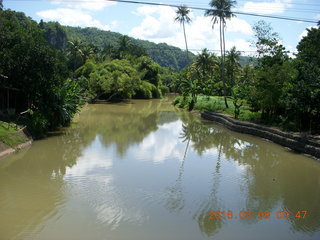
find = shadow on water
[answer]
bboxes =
[0,97,179,239]
[1,97,320,239]
[75,98,177,157]
[174,110,320,236]
[0,128,84,240]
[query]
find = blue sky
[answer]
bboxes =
[4,0,320,56]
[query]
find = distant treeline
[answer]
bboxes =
[0,10,176,137]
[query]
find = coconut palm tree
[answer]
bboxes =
[205,0,237,108]
[175,5,192,60]
[194,49,218,96]
[67,39,84,72]
[194,48,217,77]
[226,46,241,88]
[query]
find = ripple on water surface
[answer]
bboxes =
[1,98,320,240]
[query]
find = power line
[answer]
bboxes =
[103,0,318,23]
[9,0,320,15]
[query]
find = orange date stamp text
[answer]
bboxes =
[208,210,307,220]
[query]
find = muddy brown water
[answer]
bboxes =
[1,97,320,240]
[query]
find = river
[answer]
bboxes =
[1,96,320,240]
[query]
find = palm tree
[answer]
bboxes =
[194,48,217,77]
[180,76,198,111]
[193,49,218,96]
[175,5,192,60]
[67,39,84,74]
[117,35,132,58]
[226,46,241,88]
[205,0,237,108]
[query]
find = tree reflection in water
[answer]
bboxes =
[0,128,84,240]
[174,110,320,235]
[1,98,320,239]
[165,124,190,212]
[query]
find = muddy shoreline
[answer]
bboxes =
[0,127,32,160]
[201,110,320,160]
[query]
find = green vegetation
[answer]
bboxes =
[63,26,193,70]
[173,18,320,133]
[174,96,261,121]
[205,0,237,108]
[1,0,319,140]
[0,121,28,147]
[0,10,83,137]
[0,10,173,138]
[175,5,192,60]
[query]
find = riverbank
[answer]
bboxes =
[201,110,320,160]
[0,122,32,160]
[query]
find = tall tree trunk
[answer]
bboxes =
[221,18,228,108]
[219,18,223,93]
[182,21,189,60]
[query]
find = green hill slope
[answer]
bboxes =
[63,26,193,70]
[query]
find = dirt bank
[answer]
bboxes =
[201,110,320,160]
[0,126,32,160]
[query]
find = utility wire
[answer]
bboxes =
[10,0,320,14]
[11,0,320,8]
[103,0,318,23]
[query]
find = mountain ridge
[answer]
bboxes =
[63,26,194,70]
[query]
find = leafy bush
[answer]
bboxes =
[160,85,170,96]
[134,81,153,99]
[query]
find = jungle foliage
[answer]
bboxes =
[0,10,171,137]
[173,20,320,133]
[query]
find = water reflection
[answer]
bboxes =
[0,97,320,240]
[165,124,190,212]
[178,111,320,236]
[0,133,79,240]
[77,99,175,156]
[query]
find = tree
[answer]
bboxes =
[205,0,237,108]
[193,48,218,95]
[88,59,140,101]
[117,35,132,59]
[67,39,84,72]
[287,27,320,132]
[175,5,192,60]
[179,77,198,111]
[249,21,294,120]
[0,10,83,137]
[137,56,161,87]
[0,0,3,10]
[226,46,241,89]
[40,21,68,50]
[194,48,217,77]
[253,20,279,57]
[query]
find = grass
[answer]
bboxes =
[174,95,261,121]
[0,121,28,147]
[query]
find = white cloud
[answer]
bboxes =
[133,5,159,16]
[225,38,253,54]
[50,0,116,11]
[316,14,320,20]
[225,18,253,35]
[240,0,292,14]
[111,20,119,29]
[129,6,253,53]
[299,26,317,40]
[129,6,180,43]
[37,8,110,30]
[135,121,182,163]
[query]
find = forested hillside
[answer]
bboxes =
[64,26,193,70]
[0,10,173,137]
